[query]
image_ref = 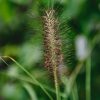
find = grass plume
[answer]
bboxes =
[42,9,64,100]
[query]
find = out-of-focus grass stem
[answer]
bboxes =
[63,62,83,100]
[86,56,91,100]
[70,82,79,100]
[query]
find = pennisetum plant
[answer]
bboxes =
[42,9,64,100]
[41,0,76,100]
[41,0,88,100]
[0,0,93,100]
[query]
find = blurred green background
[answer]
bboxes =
[0,0,100,100]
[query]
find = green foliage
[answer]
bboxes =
[0,0,100,100]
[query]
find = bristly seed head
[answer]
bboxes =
[42,9,65,78]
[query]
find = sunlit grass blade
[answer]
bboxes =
[0,56,53,100]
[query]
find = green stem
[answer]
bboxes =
[67,62,83,96]
[70,82,79,100]
[53,66,60,100]
[86,56,91,100]
[63,62,83,100]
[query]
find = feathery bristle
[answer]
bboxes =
[42,9,64,77]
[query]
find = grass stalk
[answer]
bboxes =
[86,56,91,100]
[53,65,60,100]
[70,82,79,100]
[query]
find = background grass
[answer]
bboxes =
[0,0,100,100]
